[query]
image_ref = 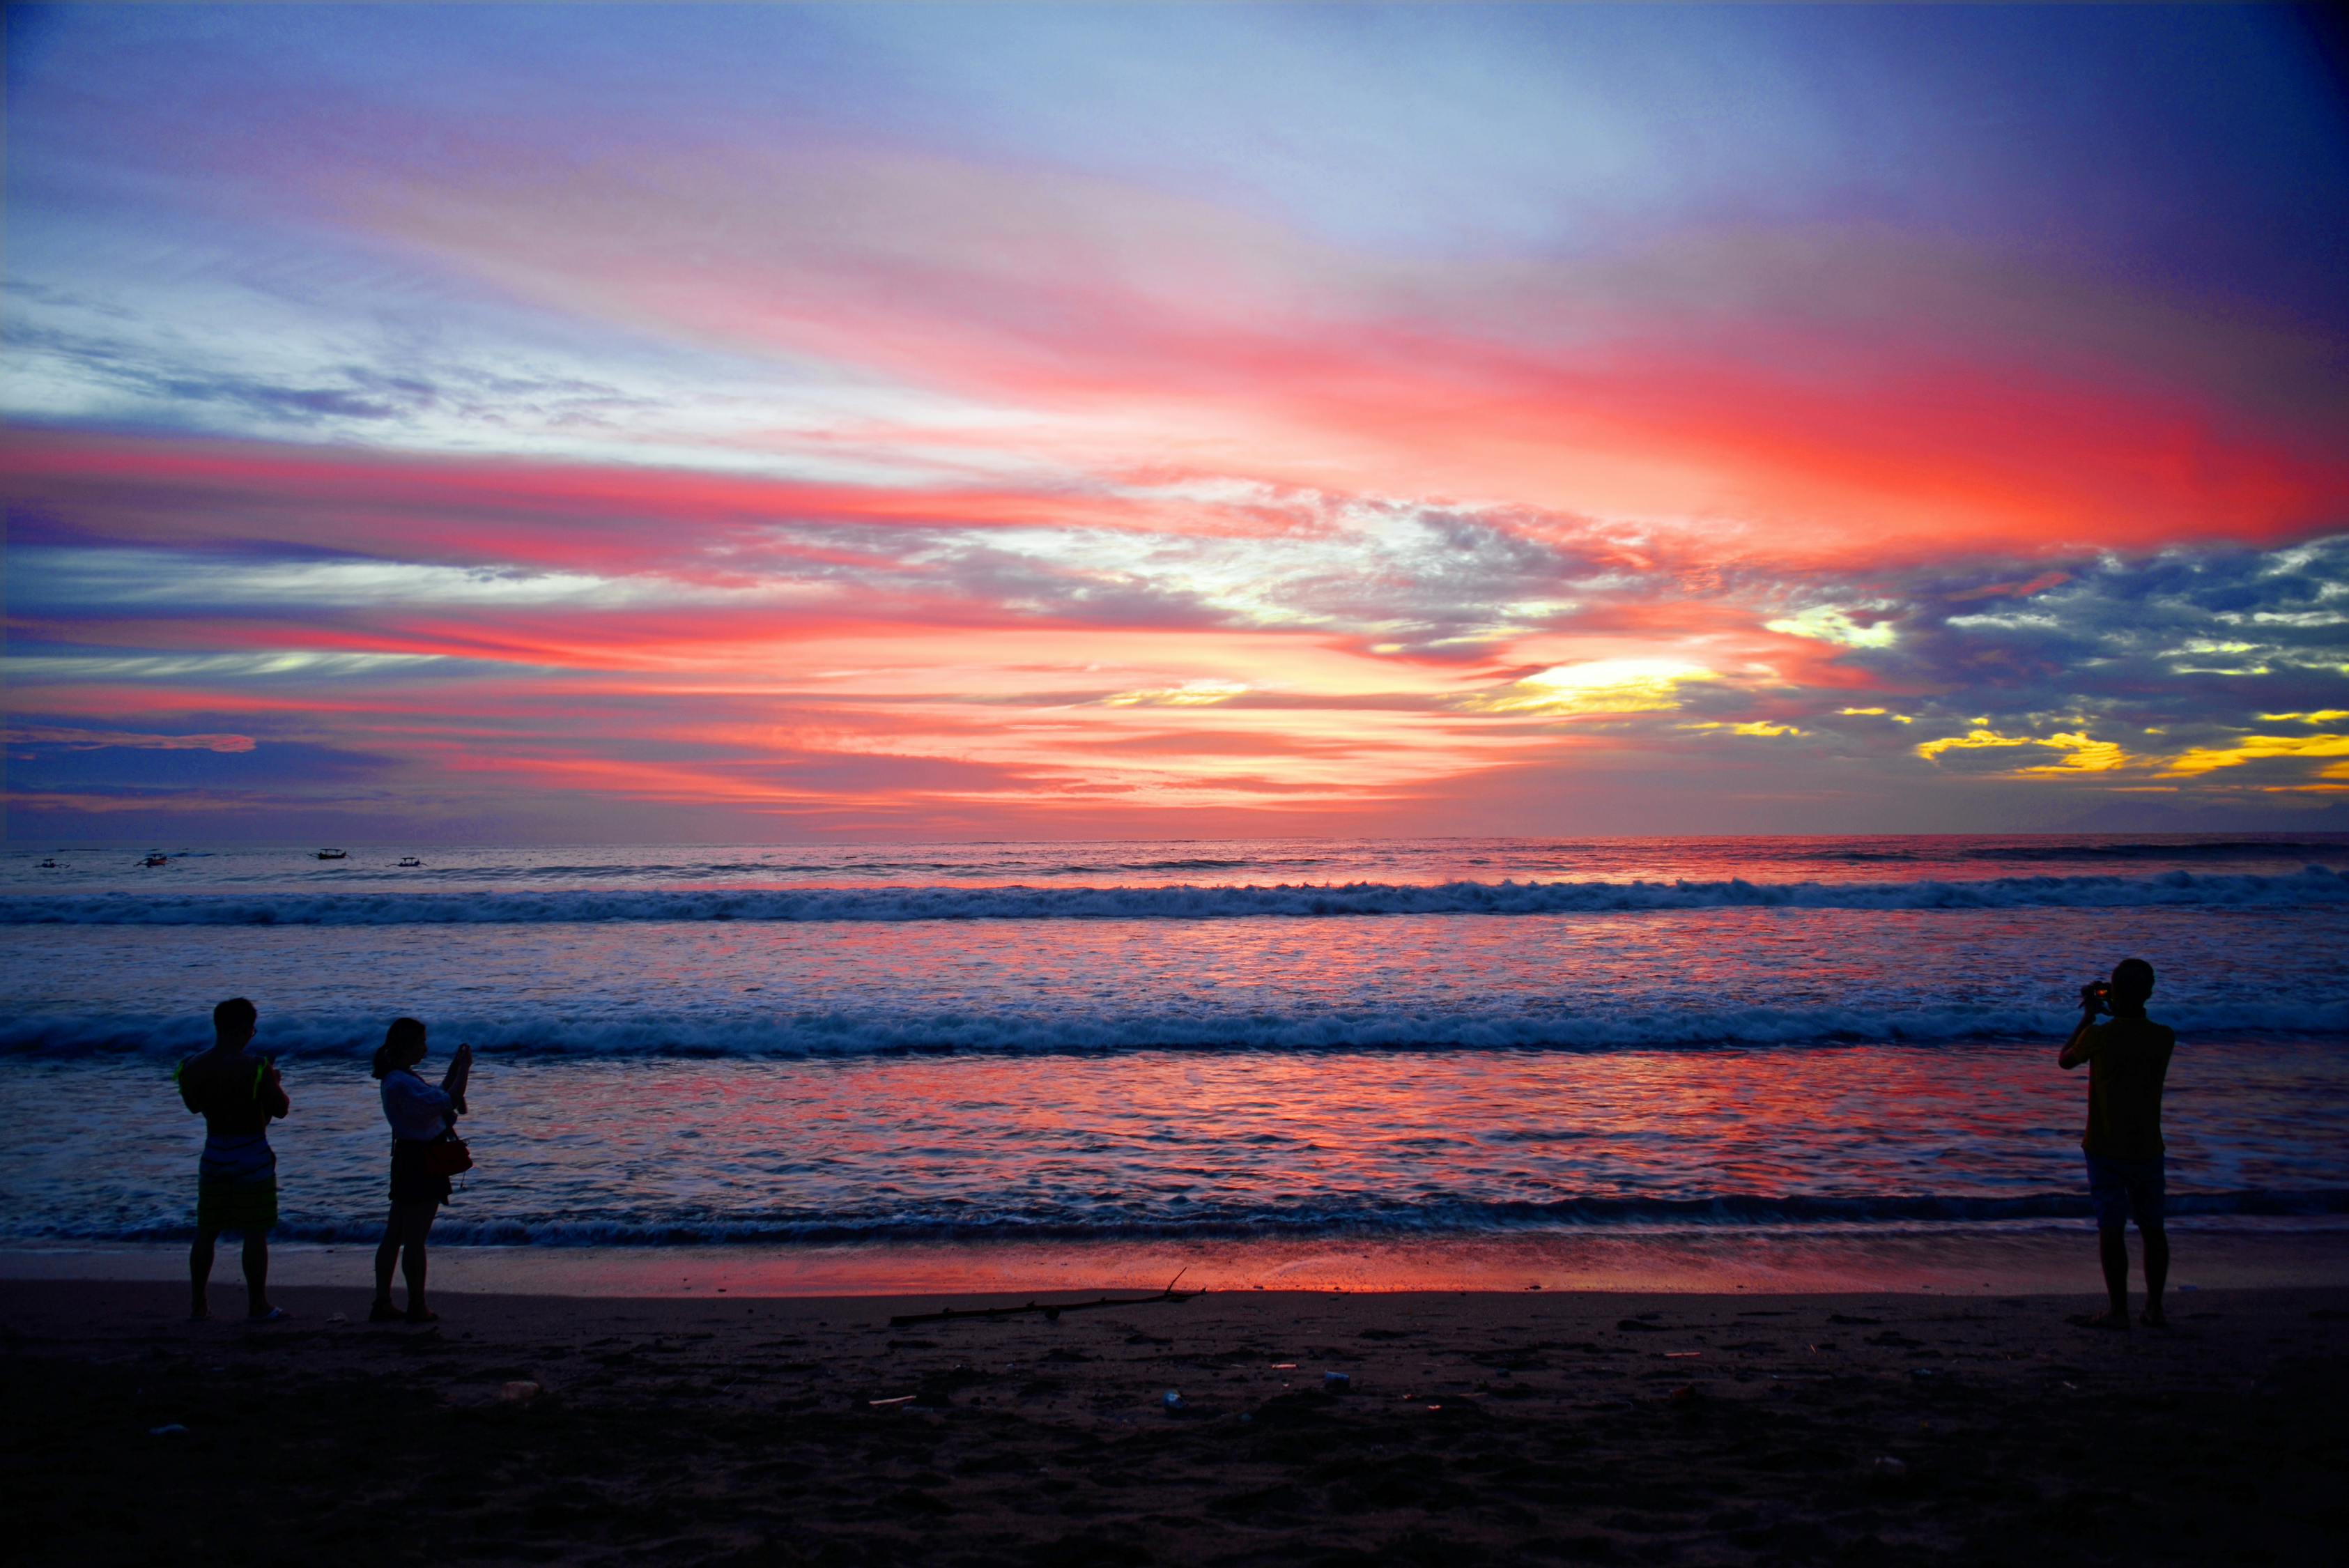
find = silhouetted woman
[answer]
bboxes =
[369,1017,472,1323]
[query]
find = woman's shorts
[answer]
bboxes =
[390,1139,453,1207]
[197,1176,278,1236]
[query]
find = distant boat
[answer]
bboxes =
[315,848,348,861]
[141,853,169,867]
[398,856,423,867]
[37,859,60,869]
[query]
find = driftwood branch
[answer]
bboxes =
[888,1270,1198,1328]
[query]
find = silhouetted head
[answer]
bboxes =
[213,997,257,1047]
[2111,958,2155,1015]
[371,1016,428,1080]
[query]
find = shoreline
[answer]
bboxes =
[10,1218,2349,1299]
[7,1275,2344,1563]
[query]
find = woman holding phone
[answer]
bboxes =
[368,1017,472,1323]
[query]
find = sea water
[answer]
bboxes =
[3,835,2346,1256]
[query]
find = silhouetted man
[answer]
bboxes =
[178,997,291,1320]
[2058,958,2176,1328]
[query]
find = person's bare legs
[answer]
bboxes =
[401,1204,437,1319]
[373,1204,402,1310]
[2094,1224,2132,1325]
[241,1232,273,1317]
[2141,1224,2170,1325]
[374,1202,438,1320]
[189,1229,218,1319]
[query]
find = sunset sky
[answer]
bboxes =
[6,4,2348,841]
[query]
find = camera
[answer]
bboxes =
[2079,980,2112,1015]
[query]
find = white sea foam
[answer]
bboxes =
[10,994,2348,1059]
[6,866,2347,925]
[16,1189,2348,1247]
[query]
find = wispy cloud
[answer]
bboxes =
[6,726,254,753]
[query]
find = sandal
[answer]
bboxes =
[247,1306,292,1323]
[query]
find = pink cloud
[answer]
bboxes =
[0,429,1318,588]
[6,725,255,752]
[15,134,2342,834]
[353,143,2349,567]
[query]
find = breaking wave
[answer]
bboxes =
[18,1189,2349,1247]
[10,994,2348,1060]
[6,866,2348,925]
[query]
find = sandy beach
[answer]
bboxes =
[7,1275,2345,1565]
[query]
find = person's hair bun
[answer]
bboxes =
[371,1016,428,1079]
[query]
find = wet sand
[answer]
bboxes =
[6,1277,2346,1565]
[10,1218,2348,1297]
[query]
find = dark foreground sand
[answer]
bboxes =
[6,1278,2346,1566]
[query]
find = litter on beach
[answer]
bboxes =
[888,1270,1196,1327]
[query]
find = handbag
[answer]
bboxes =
[422,1134,474,1178]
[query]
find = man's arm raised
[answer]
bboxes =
[2059,985,2103,1070]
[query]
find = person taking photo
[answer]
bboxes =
[369,1017,472,1324]
[2059,958,2177,1329]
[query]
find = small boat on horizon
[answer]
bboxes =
[315,848,348,861]
[37,859,60,869]
[398,856,423,867]
[141,853,169,868]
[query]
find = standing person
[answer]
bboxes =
[178,997,291,1321]
[369,1017,472,1324]
[2058,958,2178,1329]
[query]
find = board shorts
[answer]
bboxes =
[195,1132,278,1235]
[197,1174,279,1236]
[2085,1151,2165,1229]
[390,1138,453,1207]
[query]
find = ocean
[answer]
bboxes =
[5,835,2347,1261]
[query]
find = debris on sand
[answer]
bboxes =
[888,1271,1197,1328]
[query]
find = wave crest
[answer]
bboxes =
[17,1188,2347,1247]
[6,866,2347,926]
[10,994,2348,1059]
